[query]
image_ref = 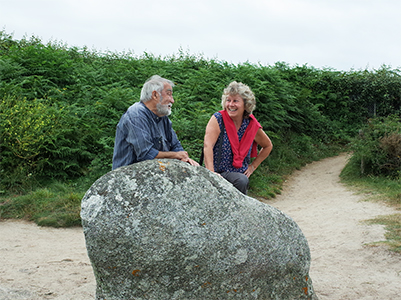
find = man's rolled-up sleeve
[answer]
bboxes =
[169,129,184,152]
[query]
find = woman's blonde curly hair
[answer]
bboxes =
[221,81,256,118]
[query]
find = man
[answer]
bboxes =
[112,75,199,170]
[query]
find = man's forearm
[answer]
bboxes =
[155,151,188,160]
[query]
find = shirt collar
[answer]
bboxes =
[140,101,163,123]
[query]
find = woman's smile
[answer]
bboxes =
[225,94,245,118]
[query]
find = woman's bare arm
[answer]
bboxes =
[203,116,220,172]
[244,128,273,177]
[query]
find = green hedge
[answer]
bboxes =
[1,30,400,191]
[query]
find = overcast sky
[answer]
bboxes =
[1,0,400,71]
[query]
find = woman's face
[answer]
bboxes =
[225,94,245,119]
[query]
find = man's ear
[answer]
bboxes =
[152,91,158,100]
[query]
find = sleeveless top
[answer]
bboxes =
[213,112,252,173]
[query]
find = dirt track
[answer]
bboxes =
[265,154,401,299]
[1,154,400,299]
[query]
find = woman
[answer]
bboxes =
[203,81,273,194]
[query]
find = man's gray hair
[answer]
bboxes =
[140,75,175,102]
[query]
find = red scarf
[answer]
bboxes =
[220,110,262,169]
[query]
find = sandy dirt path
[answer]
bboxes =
[264,154,401,300]
[0,154,400,299]
[0,221,95,300]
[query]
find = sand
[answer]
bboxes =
[1,154,400,299]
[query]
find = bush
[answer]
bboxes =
[1,30,400,193]
[0,95,65,189]
[347,115,401,178]
[379,133,401,176]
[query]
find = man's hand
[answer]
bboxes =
[182,157,200,166]
[176,151,199,166]
[173,151,190,160]
[156,151,199,166]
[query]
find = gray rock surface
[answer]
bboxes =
[81,159,316,300]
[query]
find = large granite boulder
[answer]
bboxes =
[81,159,316,300]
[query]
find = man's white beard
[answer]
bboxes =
[156,97,171,116]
